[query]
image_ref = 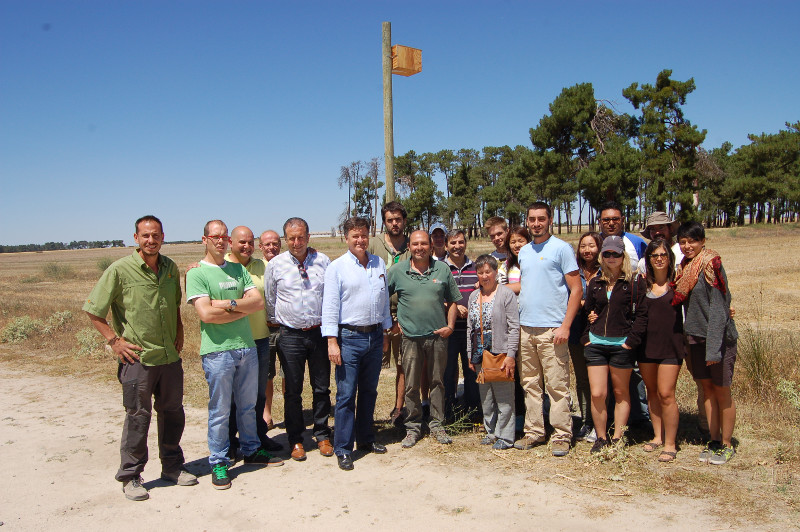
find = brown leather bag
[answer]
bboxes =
[475,291,513,384]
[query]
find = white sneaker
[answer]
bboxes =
[584,428,597,443]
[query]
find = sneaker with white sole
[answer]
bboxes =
[584,428,597,443]
[431,428,453,444]
[709,445,735,465]
[698,440,722,463]
[161,467,198,486]
[211,463,231,490]
[122,476,149,501]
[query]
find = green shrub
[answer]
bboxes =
[96,257,114,272]
[778,379,800,411]
[74,327,105,358]
[0,316,41,343]
[43,310,72,334]
[42,262,75,280]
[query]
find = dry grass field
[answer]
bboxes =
[1,224,799,527]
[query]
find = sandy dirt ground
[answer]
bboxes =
[0,365,754,531]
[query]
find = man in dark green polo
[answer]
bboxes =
[84,215,196,501]
[387,229,460,448]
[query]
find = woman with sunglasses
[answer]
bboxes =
[581,236,647,452]
[568,232,602,441]
[639,239,684,462]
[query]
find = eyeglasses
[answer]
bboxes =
[600,217,622,223]
[297,263,309,281]
[206,235,228,243]
[650,253,669,260]
[602,251,623,258]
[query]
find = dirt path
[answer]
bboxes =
[0,364,753,530]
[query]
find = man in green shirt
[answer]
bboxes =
[186,220,283,491]
[388,229,460,448]
[84,215,196,502]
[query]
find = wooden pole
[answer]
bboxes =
[382,21,395,203]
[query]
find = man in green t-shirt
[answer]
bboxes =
[186,220,283,491]
[84,215,196,502]
[388,229,460,448]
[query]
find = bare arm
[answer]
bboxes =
[192,289,262,324]
[434,301,458,338]
[554,270,581,345]
[85,311,142,364]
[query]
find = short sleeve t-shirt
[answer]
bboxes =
[387,259,461,338]
[225,254,269,341]
[186,260,256,355]
[518,236,578,328]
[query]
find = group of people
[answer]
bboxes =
[84,199,738,501]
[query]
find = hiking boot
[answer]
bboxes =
[514,435,545,450]
[709,445,736,465]
[243,447,284,466]
[401,432,419,448]
[492,439,512,450]
[211,463,231,490]
[480,435,494,445]
[590,438,609,453]
[551,440,570,457]
[160,467,198,486]
[698,440,722,463]
[122,476,149,501]
[432,428,453,444]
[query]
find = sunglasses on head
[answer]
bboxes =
[602,251,623,259]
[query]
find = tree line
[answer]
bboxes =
[340,69,800,235]
[0,240,126,254]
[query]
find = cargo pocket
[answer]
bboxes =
[121,380,139,410]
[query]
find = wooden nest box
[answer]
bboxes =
[392,45,421,76]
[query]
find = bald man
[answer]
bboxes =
[258,229,282,432]
[225,226,282,454]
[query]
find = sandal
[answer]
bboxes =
[643,441,663,453]
[658,450,677,463]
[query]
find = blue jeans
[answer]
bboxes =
[444,330,480,415]
[333,328,383,456]
[278,326,331,445]
[229,337,271,447]
[201,347,260,465]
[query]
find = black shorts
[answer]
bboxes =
[584,343,635,369]
[687,340,736,387]
[638,354,683,366]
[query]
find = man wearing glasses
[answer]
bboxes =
[265,217,333,462]
[598,200,648,271]
[514,202,582,457]
[186,220,283,491]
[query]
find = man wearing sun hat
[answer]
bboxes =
[637,211,683,273]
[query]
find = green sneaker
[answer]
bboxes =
[698,440,722,463]
[709,445,736,465]
[243,447,284,466]
[211,463,231,490]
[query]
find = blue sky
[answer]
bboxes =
[2,1,798,245]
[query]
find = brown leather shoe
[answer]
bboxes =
[291,443,307,461]
[317,439,334,457]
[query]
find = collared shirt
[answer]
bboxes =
[225,253,269,340]
[83,250,181,366]
[387,258,461,338]
[445,255,477,332]
[321,250,393,337]
[265,249,330,329]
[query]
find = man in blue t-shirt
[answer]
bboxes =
[515,202,582,457]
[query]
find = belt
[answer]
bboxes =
[339,323,381,333]
[281,324,321,332]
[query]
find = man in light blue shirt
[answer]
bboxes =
[264,217,333,461]
[515,202,582,457]
[322,217,393,470]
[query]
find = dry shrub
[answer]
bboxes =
[0,311,73,344]
[42,262,75,280]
